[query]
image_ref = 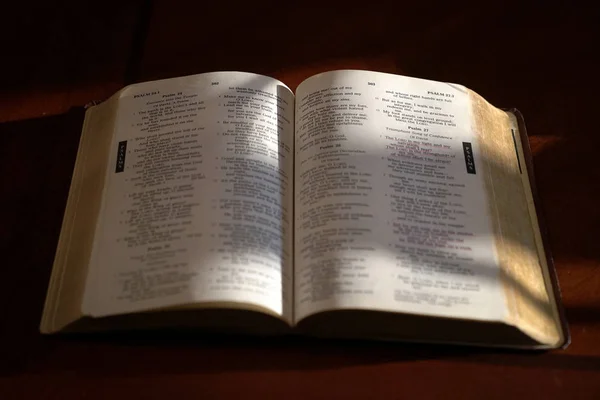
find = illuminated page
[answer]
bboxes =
[294,70,507,323]
[83,72,294,322]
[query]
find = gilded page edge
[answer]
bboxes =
[507,111,565,347]
[467,90,560,346]
[40,96,120,334]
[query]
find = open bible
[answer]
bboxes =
[40,70,568,349]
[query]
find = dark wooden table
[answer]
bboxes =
[1,2,599,398]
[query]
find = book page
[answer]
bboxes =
[294,70,507,323]
[82,72,294,322]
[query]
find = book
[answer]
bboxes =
[40,70,568,349]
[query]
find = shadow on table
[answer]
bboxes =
[0,330,597,378]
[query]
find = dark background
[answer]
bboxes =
[1,1,599,398]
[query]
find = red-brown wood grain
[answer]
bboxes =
[1,1,599,398]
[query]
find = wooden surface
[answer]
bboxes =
[1,1,599,398]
